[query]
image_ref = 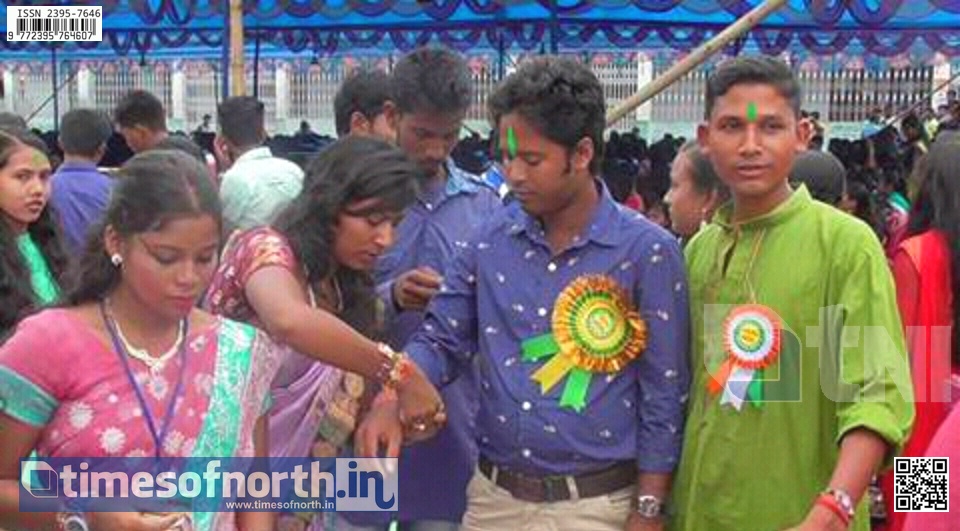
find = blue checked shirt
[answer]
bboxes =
[406,182,691,476]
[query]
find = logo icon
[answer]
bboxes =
[21,460,59,498]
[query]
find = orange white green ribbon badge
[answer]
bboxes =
[707,304,781,411]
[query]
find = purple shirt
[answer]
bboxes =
[347,162,501,525]
[407,183,690,477]
[50,161,113,253]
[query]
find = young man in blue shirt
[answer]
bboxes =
[339,47,502,531]
[50,108,114,253]
[358,56,690,531]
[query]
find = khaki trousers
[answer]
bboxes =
[461,468,633,531]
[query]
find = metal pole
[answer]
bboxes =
[548,0,560,54]
[51,47,59,131]
[497,29,506,81]
[605,0,788,127]
[253,29,261,98]
[26,64,79,124]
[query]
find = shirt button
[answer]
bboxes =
[522,448,532,458]
[538,307,548,317]
[521,401,532,411]
[547,262,557,272]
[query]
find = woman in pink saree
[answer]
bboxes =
[204,137,424,530]
[0,151,279,531]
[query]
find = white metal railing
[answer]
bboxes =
[0,57,945,137]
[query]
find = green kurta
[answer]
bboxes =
[670,186,914,531]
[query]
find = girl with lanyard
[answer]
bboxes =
[203,137,432,530]
[0,151,279,531]
[0,128,66,338]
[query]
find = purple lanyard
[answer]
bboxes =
[100,302,189,459]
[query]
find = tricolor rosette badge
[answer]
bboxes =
[521,275,647,412]
[708,304,782,411]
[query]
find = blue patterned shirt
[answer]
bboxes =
[406,182,691,476]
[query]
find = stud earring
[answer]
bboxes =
[110,254,123,267]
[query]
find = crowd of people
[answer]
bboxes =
[0,46,957,531]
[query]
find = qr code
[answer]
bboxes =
[894,457,949,512]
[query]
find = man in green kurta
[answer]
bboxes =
[670,56,914,531]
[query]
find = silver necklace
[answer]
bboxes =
[104,299,185,375]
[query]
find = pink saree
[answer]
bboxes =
[0,308,279,530]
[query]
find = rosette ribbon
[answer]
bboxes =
[707,304,782,411]
[521,275,647,412]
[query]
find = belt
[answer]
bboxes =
[477,455,635,503]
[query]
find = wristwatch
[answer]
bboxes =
[635,494,665,519]
[56,512,89,531]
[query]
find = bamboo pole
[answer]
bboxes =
[229,0,245,97]
[606,0,789,127]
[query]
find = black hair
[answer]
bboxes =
[0,129,67,337]
[790,150,846,205]
[63,150,221,306]
[153,135,206,163]
[391,47,472,115]
[488,56,606,175]
[334,70,392,137]
[844,176,884,239]
[217,96,266,148]
[114,89,167,132]
[907,140,960,366]
[59,108,113,158]
[679,141,728,200]
[705,56,802,119]
[902,113,923,135]
[601,158,637,203]
[273,136,421,334]
[870,126,903,172]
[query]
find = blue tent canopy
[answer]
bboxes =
[2,0,960,59]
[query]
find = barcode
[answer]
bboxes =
[16,18,97,34]
[894,457,950,512]
[6,6,103,42]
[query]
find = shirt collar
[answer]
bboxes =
[234,146,272,164]
[444,160,481,196]
[421,160,482,205]
[57,160,99,172]
[712,184,812,231]
[507,179,623,248]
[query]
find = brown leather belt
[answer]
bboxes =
[478,455,636,503]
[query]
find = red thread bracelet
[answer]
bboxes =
[815,494,851,528]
